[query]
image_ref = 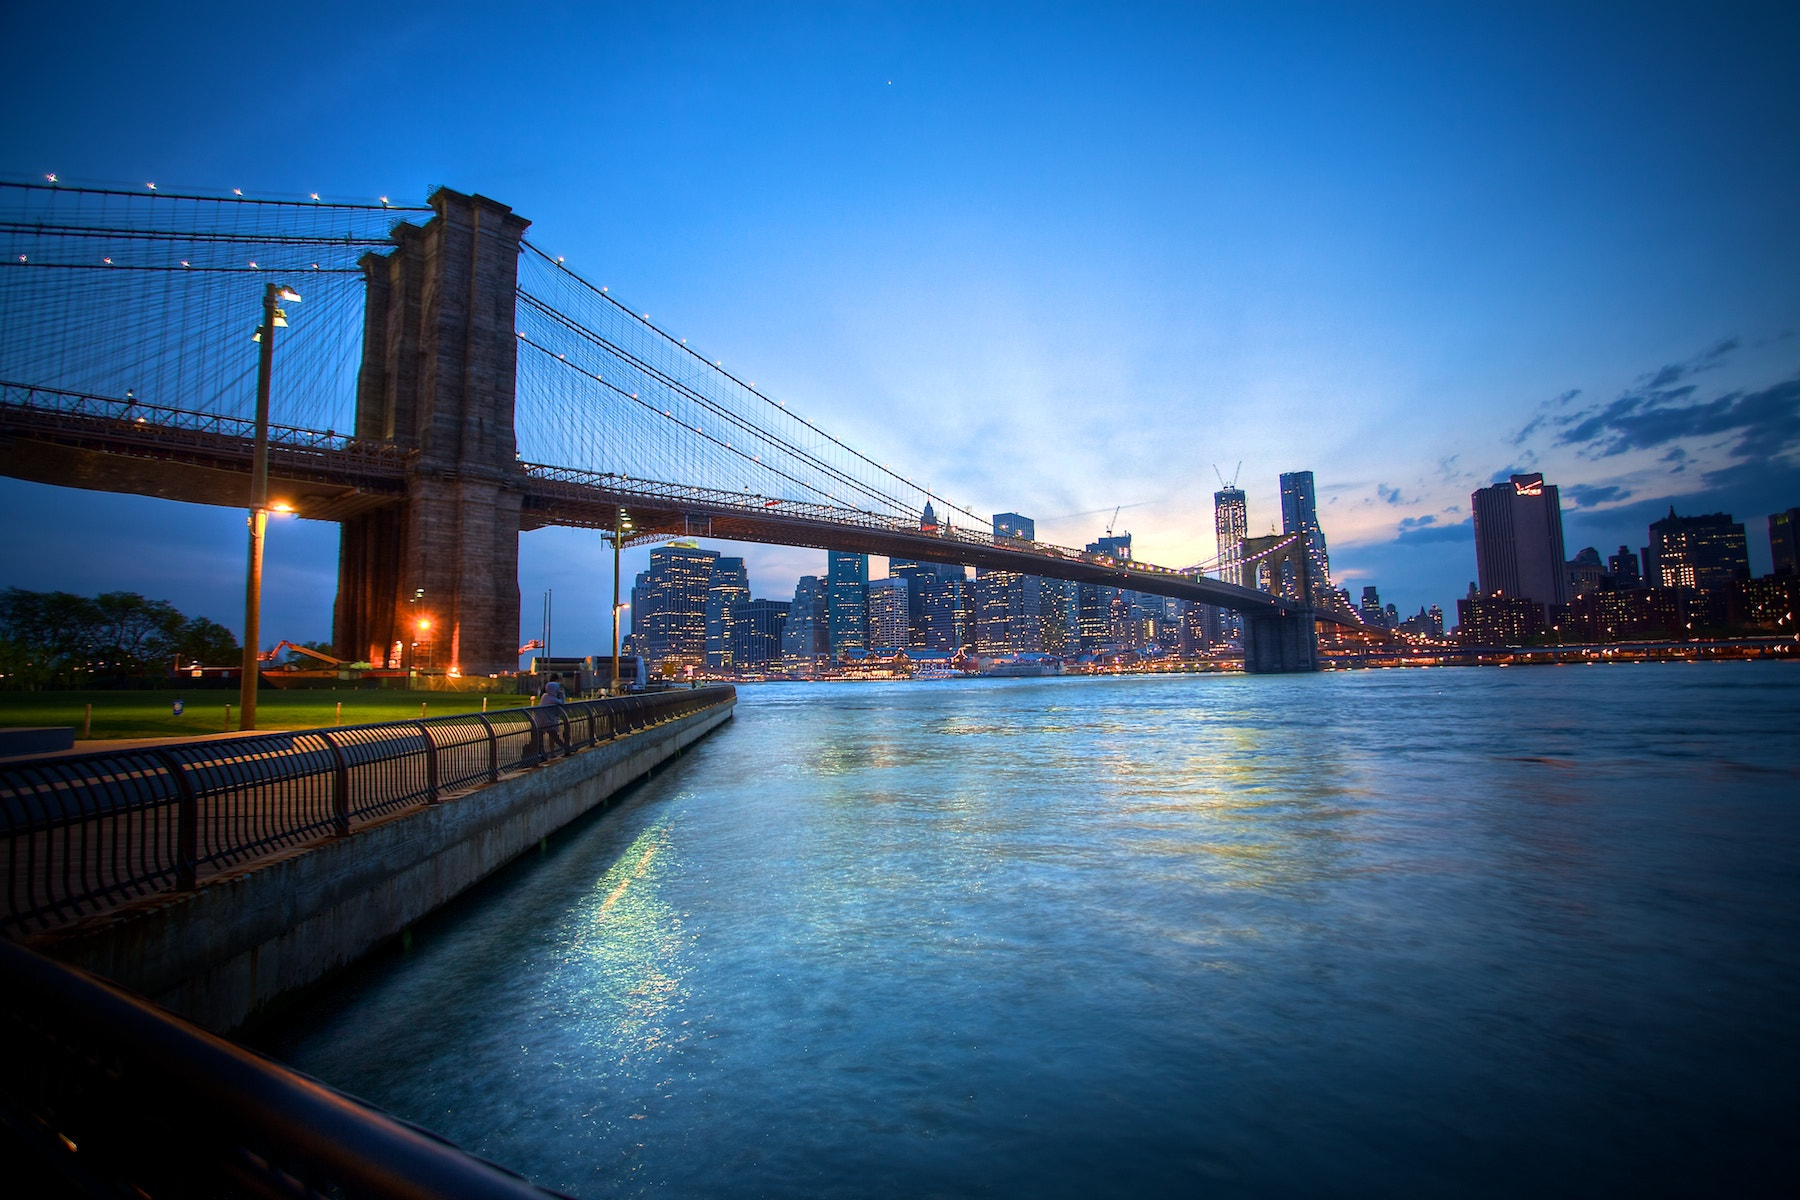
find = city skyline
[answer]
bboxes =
[2,4,1797,654]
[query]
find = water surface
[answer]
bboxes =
[267,664,1799,1197]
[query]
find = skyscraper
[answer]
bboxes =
[728,599,789,670]
[1212,484,1248,644]
[703,557,749,670]
[1769,508,1799,577]
[781,575,830,669]
[868,577,910,649]
[1471,473,1569,616]
[628,542,719,668]
[1645,509,1749,591]
[826,550,869,659]
[1278,470,1332,597]
[975,513,1041,653]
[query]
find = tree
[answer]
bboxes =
[176,618,241,667]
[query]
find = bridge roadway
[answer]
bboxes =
[0,382,1299,618]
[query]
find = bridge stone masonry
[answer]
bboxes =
[0,179,1336,673]
[338,189,531,676]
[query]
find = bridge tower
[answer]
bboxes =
[1239,533,1320,673]
[334,189,531,676]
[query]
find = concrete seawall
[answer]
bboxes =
[29,695,735,1034]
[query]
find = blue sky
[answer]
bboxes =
[3,2,1797,650]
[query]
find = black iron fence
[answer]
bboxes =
[0,936,569,1199]
[1,686,733,935]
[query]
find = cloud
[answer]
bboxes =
[1564,483,1631,508]
[1490,462,1536,484]
[1394,517,1472,545]
[1661,446,1689,474]
[1398,514,1437,530]
[1554,376,1800,461]
[1377,484,1410,506]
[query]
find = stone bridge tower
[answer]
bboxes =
[333,189,530,676]
[1239,533,1319,673]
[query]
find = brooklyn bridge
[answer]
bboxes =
[0,181,1336,674]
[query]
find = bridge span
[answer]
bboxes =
[0,181,1327,673]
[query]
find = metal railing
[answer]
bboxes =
[0,686,734,935]
[0,936,567,1199]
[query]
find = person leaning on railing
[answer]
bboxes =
[534,672,570,755]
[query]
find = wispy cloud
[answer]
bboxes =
[1553,375,1800,461]
[1564,482,1631,508]
[1394,517,1472,545]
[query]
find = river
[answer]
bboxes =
[264,663,1798,1197]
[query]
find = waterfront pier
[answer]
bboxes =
[2,686,735,1033]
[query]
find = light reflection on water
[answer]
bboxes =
[266,664,1798,1197]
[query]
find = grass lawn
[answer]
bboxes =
[0,689,539,740]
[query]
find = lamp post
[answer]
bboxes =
[609,507,631,694]
[239,282,301,731]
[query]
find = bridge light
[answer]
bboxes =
[310,193,320,201]
[234,188,243,196]
[45,173,56,183]
[380,196,389,205]
[271,501,295,514]
[275,285,302,304]
[146,182,156,191]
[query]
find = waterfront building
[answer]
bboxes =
[781,575,830,670]
[1645,508,1749,592]
[1608,545,1642,589]
[629,541,719,669]
[1039,577,1077,654]
[1471,473,1570,616]
[1429,604,1444,638]
[1457,587,1546,647]
[826,551,869,660]
[1566,547,1604,596]
[868,577,911,649]
[1561,588,1684,643]
[703,557,750,670]
[1359,586,1387,627]
[1279,470,1332,597]
[973,571,1042,654]
[975,514,1042,654]
[1727,574,1800,631]
[728,599,789,669]
[1773,508,1799,577]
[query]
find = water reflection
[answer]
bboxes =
[269,665,1799,1198]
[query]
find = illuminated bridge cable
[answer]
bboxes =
[519,242,987,532]
[515,291,919,519]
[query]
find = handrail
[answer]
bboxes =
[0,686,735,934]
[0,937,567,1199]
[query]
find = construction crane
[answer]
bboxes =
[260,641,345,667]
[1213,462,1243,490]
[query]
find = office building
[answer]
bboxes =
[703,557,750,670]
[728,599,789,669]
[1359,586,1387,627]
[1769,508,1798,577]
[1566,547,1604,596]
[1607,546,1642,589]
[994,512,1036,542]
[782,575,830,669]
[826,550,869,659]
[1213,484,1248,644]
[1645,508,1749,592]
[629,541,719,669]
[1279,470,1332,597]
[1471,473,1569,616]
[868,577,911,649]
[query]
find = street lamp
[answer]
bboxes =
[610,506,633,693]
[240,283,301,731]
